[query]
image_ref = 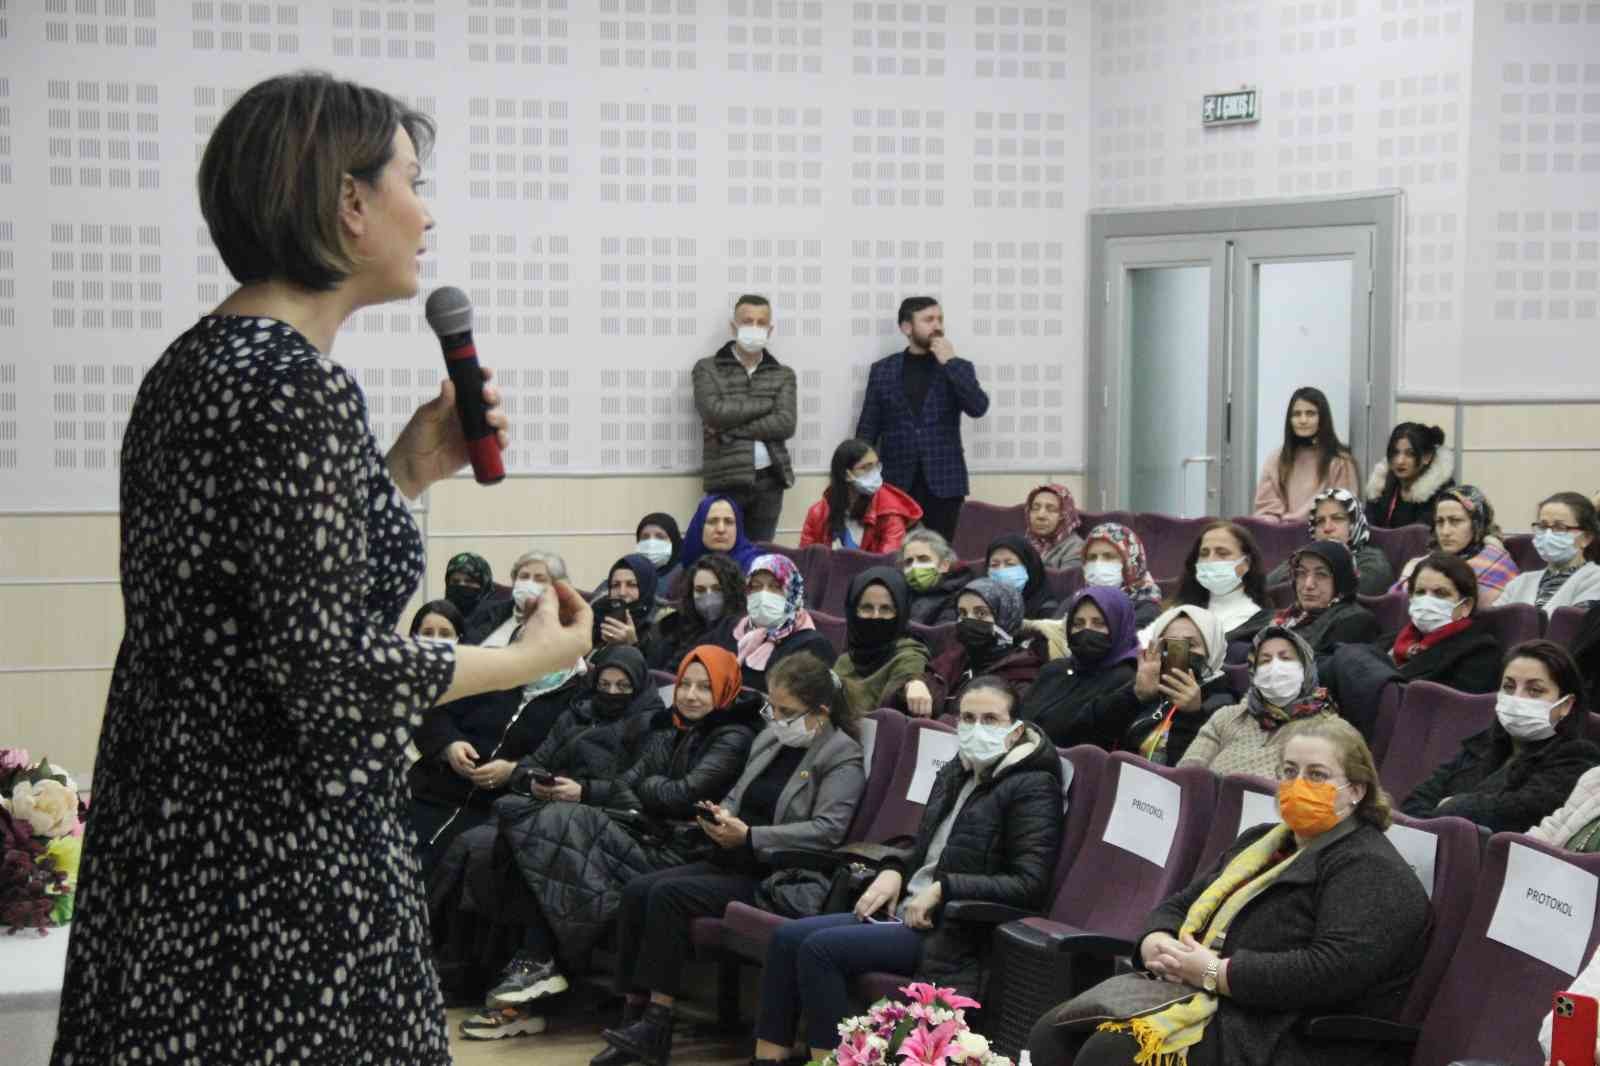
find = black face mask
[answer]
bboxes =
[445,583,481,615]
[849,615,900,651]
[592,690,632,717]
[1068,629,1113,664]
[956,617,999,651]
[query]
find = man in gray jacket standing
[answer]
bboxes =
[692,294,797,543]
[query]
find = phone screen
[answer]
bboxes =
[1160,637,1192,676]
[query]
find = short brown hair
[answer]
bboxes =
[1279,716,1393,830]
[199,72,436,292]
[1407,551,1479,612]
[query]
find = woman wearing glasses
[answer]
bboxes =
[1499,492,1600,613]
[1029,716,1429,1066]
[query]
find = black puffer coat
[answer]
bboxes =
[908,564,975,626]
[886,722,1063,997]
[1401,720,1600,832]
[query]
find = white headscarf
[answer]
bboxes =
[1141,605,1227,682]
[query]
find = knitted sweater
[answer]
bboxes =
[1178,700,1339,778]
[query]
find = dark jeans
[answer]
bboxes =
[756,913,923,1051]
[909,466,964,543]
[718,467,787,544]
[609,861,761,997]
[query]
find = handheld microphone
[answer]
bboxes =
[424,286,505,486]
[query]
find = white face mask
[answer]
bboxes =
[1196,560,1243,596]
[736,325,769,352]
[1534,528,1581,566]
[1407,595,1460,634]
[512,579,547,611]
[1496,692,1567,741]
[634,538,673,567]
[850,469,884,496]
[769,713,818,749]
[1254,658,1305,705]
[417,636,457,648]
[957,719,1020,770]
[746,589,790,630]
[1084,560,1123,588]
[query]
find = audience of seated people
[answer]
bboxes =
[832,567,932,719]
[1393,484,1520,607]
[1401,640,1600,833]
[984,532,1058,620]
[597,652,867,1066]
[464,549,569,646]
[799,438,923,552]
[1251,386,1361,524]
[1023,482,1085,569]
[890,577,1048,718]
[591,553,673,670]
[1266,487,1394,596]
[1500,491,1600,613]
[748,678,1062,1065]
[1030,717,1429,1066]
[899,528,974,625]
[1168,520,1274,644]
[1180,627,1340,777]
[1023,587,1141,747]
[442,551,496,621]
[654,553,746,667]
[1271,541,1380,656]
[681,493,763,576]
[1364,421,1455,530]
[1111,605,1233,764]
[1081,521,1165,627]
[734,553,836,693]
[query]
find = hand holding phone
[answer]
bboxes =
[1159,636,1192,678]
[532,767,558,788]
[1551,990,1599,1066]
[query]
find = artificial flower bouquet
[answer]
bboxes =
[0,748,86,933]
[820,982,1014,1066]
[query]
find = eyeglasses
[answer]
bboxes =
[1534,522,1580,534]
[760,701,808,723]
[1275,766,1345,786]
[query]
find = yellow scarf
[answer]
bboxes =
[1098,823,1302,1064]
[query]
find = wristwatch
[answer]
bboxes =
[1202,959,1221,993]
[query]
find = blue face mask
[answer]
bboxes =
[989,564,1029,591]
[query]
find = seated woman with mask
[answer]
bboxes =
[1100,606,1232,765]
[592,553,673,670]
[833,567,932,718]
[464,549,570,647]
[1267,488,1394,597]
[681,494,763,579]
[1024,482,1086,570]
[986,533,1058,620]
[1168,521,1273,645]
[1023,587,1141,748]
[1270,542,1379,657]
[1392,485,1519,608]
[899,529,975,626]
[443,552,496,627]
[1401,640,1600,832]
[657,554,746,667]
[799,439,923,553]
[595,653,866,1066]
[1500,491,1600,613]
[1180,627,1339,778]
[1029,717,1428,1066]
[1081,522,1165,628]
[889,577,1048,719]
[595,514,684,601]
[735,553,836,694]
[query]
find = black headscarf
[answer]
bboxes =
[637,512,684,573]
[1274,541,1363,651]
[584,645,654,722]
[846,566,912,674]
[444,552,494,617]
[987,533,1049,615]
[605,553,659,624]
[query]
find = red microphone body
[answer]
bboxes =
[424,286,504,485]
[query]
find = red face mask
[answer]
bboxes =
[1276,778,1344,837]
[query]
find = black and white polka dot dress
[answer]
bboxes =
[52,316,458,1065]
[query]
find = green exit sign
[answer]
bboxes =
[1202,88,1260,127]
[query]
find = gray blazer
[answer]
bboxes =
[723,722,865,864]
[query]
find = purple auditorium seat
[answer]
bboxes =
[909,621,956,656]
[807,610,848,654]
[1502,533,1540,575]
[1404,834,1600,1066]
[819,547,894,616]
[1134,513,1213,583]
[1377,681,1496,804]
[1361,589,1410,636]
[756,542,834,610]
[1548,606,1587,648]
[1367,681,1407,764]
[1194,773,1278,874]
[1475,602,1542,652]
[1235,515,1311,576]
[1367,523,1432,579]
[952,501,1026,562]
[1076,510,1139,539]
[1222,662,1250,699]
[1043,567,1085,609]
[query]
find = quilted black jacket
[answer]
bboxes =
[609,689,767,818]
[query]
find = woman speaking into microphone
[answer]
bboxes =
[50,72,592,1065]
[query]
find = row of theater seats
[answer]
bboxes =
[658,706,1600,1066]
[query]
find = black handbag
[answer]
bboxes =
[820,841,911,915]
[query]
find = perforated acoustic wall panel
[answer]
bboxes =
[3,1,1092,512]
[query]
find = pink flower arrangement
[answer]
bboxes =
[821,984,1012,1066]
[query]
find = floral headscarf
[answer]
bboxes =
[446,552,492,588]
[1082,522,1163,606]
[1430,484,1495,556]
[734,553,812,670]
[1244,625,1337,732]
[1024,483,1081,559]
[1308,487,1371,554]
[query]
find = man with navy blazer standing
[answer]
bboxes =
[854,296,990,542]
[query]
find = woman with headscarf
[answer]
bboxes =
[1079,521,1165,627]
[1392,484,1520,607]
[889,577,1048,719]
[1267,488,1394,597]
[1179,626,1341,778]
[986,532,1058,620]
[657,554,746,667]
[833,567,932,718]
[596,513,685,601]
[1271,541,1379,657]
[593,553,674,669]
[1106,606,1232,765]
[462,646,765,1038]
[735,553,836,694]
[444,552,496,621]
[1021,586,1141,748]
[1024,483,1085,570]
[681,494,763,574]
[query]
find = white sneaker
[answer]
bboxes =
[459,1006,547,1040]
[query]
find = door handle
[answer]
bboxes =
[1180,457,1217,517]
[1181,455,1217,467]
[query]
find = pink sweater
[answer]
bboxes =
[1251,447,1360,523]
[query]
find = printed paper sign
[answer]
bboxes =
[905,729,961,806]
[858,717,879,781]
[1059,755,1077,814]
[1101,763,1183,868]
[1385,823,1440,900]
[1486,842,1598,976]
[1238,789,1282,835]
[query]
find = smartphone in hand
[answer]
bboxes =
[1551,991,1599,1066]
[532,768,558,787]
[1159,636,1192,677]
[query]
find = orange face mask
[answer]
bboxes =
[1276,778,1344,837]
